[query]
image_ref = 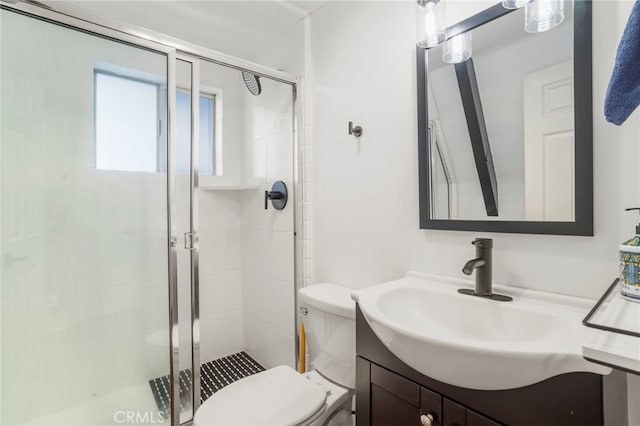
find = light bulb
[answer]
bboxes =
[525,0,564,33]
[443,32,472,64]
[424,3,440,46]
[416,0,446,48]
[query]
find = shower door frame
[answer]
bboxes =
[0,1,302,425]
[175,53,202,418]
[176,53,303,422]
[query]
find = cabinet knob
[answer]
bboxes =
[420,414,434,426]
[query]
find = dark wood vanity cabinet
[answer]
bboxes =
[355,306,604,426]
[369,362,443,426]
[442,398,501,426]
[370,363,421,426]
[363,359,500,426]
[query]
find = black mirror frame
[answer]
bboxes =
[417,0,593,236]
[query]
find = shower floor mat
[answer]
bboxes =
[148,351,265,415]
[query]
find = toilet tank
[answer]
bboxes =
[298,283,356,389]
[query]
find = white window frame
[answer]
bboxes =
[94,65,222,175]
[175,85,222,176]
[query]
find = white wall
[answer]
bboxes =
[309,1,639,423]
[311,1,421,290]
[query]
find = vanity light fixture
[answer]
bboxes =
[501,0,529,9]
[525,0,565,33]
[442,32,472,64]
[416,0,446,48]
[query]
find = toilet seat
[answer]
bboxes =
[193,366,328,426]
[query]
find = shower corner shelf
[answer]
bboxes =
[581,278,640,375]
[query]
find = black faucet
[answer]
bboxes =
[458,238,512,302]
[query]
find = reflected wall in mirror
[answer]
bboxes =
[417,0,593,236]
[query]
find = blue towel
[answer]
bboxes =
[605,0,640,126]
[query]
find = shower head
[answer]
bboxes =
[242,71,262,96]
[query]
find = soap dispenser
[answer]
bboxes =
[620,208,640,300]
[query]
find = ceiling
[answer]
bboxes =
[63,0,328,67]
[275,0,327,16]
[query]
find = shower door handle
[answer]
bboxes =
[184,232,197,251]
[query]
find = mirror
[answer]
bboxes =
[417,0,593,235]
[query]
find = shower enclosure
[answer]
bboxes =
[0,3,300,425]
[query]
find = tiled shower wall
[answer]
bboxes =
[193,70,297,369]
[197,190,244,363]
[194,67,248,365]
[240,78,296,369]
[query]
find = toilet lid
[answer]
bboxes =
[193,365,327,426]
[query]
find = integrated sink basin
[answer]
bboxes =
[352,272,610,390]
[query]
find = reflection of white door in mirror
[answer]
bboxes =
[524,60,575,222]
[429,119,459,219]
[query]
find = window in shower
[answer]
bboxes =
[94,70,217,174]
[94,71,161,172]
[175,90,216,175]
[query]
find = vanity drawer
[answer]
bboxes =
[371,364,420,406]
[371,385,419,426]
[371,364,420,426]
[371,364,447,426]
[444,398,502,426]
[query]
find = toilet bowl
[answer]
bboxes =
[193,283,356,426]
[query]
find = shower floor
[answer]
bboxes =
[148,351,265,415]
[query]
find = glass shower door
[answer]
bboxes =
[190,58,297,408]
[1,8,174,426]
[168,54,298,421]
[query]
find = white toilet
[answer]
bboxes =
[193,283,356,426]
